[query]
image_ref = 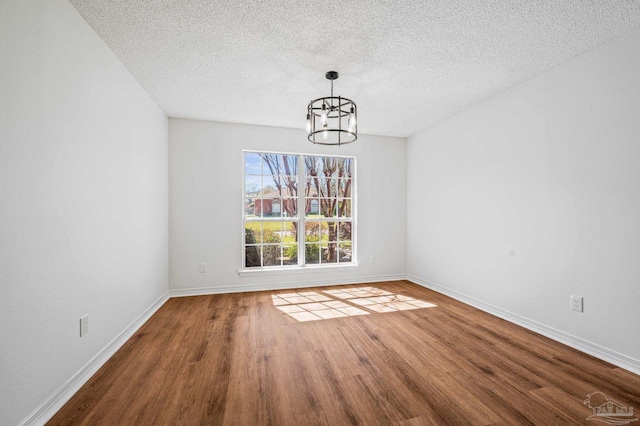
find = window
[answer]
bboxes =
[243,151,355,269]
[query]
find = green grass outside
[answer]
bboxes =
[245,220,351,245]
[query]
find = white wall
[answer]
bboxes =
[407,27,640,365]
[0,1,168,424]
[170,119,406,293]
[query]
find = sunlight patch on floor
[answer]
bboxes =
[271,286,436,322]
[272,293,369,322]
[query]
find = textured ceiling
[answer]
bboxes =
[69,0,640,138]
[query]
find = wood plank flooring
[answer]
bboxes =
[48,280,640,425]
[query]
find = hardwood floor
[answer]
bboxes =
[48,280,640,425]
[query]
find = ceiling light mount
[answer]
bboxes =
[325,70,339,80]
[306,71,357,145]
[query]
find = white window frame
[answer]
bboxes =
[240,149,357,272]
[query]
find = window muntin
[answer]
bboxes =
[243,151,355,269]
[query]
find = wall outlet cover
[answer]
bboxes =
[80,315,89,337]
[570,295,583,313]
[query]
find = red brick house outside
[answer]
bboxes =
[254,198,320,216]
[252,191,320,216]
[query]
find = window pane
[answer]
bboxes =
[245,175,262,197]
[315,177,337,198]
[263,222,282,243]
[283,244,297,265]
[245,197,257,217]
[245,153,263,175]
[326,199,338,217]
[304,156,321,177]
[339,158,353,177]
[253,198,265,218]
[263,245,280,267]
[261,183,278,197]
[339,222,352,241]
[281,155,298,175]
[339,242,352,263]
[282,198,297,217]
[337,178,352,198]
[281,222,298,244]
[305,177,318,197]
[245,222,262,244]
[321,222,338,242]
[245,245,261,267]
[279,180,297,197]
[305,222,320,242]
[321,241,338,264]
[305,243,320,264]
[337,199,351,218]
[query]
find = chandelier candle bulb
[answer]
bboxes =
[348,108,356,129]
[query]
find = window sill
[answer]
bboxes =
[237,263,359,277]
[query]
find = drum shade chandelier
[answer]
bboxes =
[306,71,357,145]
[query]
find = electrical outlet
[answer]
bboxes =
[370,256,376,264]
[570,295,583,312]
[199,263,207,273]
[80,315,89,337]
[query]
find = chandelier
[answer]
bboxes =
[306,71,357,145]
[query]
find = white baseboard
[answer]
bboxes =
[169,274,407,297]
[21,292,170,426]
[406,274,640,376]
